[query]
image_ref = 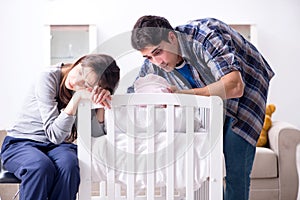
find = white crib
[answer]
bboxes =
[77,93,223,200]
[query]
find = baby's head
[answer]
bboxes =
[134,74,171,93]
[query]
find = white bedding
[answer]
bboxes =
[91,106,209,192]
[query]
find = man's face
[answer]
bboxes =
[140,32,181,72]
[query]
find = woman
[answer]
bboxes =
[0,54,120,200]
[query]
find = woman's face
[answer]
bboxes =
[65,64,99,91]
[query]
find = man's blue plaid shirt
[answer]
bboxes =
[128,18,275,146]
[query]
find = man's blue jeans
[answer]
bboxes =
[223,117,256,200]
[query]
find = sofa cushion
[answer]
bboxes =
[251,147,277,178]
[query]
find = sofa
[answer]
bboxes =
[249,121,300,200]
[1,121,300,200]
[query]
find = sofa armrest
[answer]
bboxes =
[268,121,300,200]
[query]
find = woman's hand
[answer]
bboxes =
[91,86,112,109]
[75,86,112,108]
[63,86,112,116]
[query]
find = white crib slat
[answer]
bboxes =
[127,106,135,200]
[77,100,92,200]
[186,106,194,200]
[147,105,155,200]
[99,181,106,197]
[107,108,116,199]
[209,96,223,200]
[115,184,121,198]
[166,105,175,200]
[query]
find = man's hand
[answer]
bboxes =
[168,85,178,93]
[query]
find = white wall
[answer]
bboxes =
[1,0,300,129]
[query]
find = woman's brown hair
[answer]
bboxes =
[58,54,120,142]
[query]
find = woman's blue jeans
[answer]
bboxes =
[1,136,80,200]
[223,117,256,200]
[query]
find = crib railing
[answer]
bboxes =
[77,93,223,200]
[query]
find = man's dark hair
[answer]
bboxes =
[131,15,175,50]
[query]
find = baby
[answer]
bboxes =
[129,73,203,132]
[134,74,172,93]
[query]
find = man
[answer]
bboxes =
[128,15,275,200]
